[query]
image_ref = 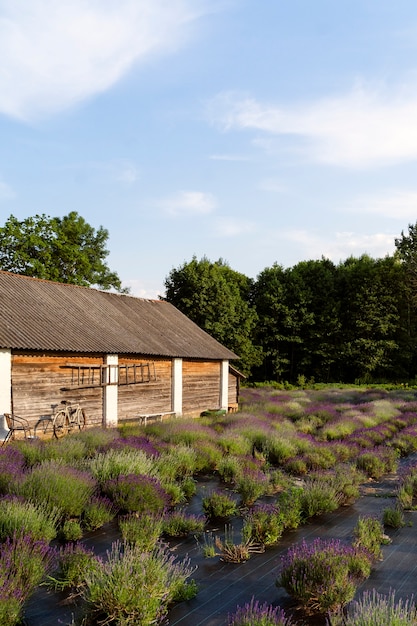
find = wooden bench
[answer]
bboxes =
[121,411,176,426]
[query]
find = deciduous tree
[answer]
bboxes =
[0,212,128,292]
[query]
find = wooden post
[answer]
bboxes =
[220,360,229,411]
[172,358,182,416]
[0,349,12,434]
[103,355,118,427]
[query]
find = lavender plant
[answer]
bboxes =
[0,532,55,626]
[277,538,372,615]
[162,510,206,537]
[0,496,60,542]
[202,490,238,520]
[102,473,170,513]
[243,504,285,546]
[343,589,417,625]
[82,540,197,625]
[227,597,296,626]
[118,512,164,550]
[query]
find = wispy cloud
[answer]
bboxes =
[0,0,211,121]
[281,229,396,262]
[158,190,217,216]
[207,79,417,167]
[347,190,417,220]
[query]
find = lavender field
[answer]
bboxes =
[3,385,417,625]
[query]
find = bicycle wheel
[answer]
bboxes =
[53,410,69,438]
[74,407,86,430]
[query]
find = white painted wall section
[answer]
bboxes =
[220,360,229,411]
[172,358,183,416]
[0,349,11,433]
[103,355,118,427]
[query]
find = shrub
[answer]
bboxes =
[60,519,83,542]
[202,490,238,520]
[0,447,26,495]
[300,478,341,519]
[118,512,164,551]
[155,445,198,480]
[162,510,206,537]
[228,597,296,626]
[236,468,269,506]
[88,448,157,483]
[0,496,60,542]
[277,538,372,615]
[382,504,405,529]
[217,455,243,484]
[82,540,197,625]
[103,473,170,514]
[277,487,303,530]
[47,542,98,591]
[353,515,388,560]
[0,532,55,626]
[344,589,417,625]
[18,461,96,518]
[243,504,285,546]
[82,495,117,530]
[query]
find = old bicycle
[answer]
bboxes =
[53,400,86,438]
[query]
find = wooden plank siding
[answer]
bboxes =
[11,352,104,427]
[228,371,239,410]
[182,360,221,415]
[117,356,172,419]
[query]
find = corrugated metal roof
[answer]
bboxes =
[0,271,238,360]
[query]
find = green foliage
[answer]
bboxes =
[0,497,60,542]
[0,212,128,291]
[382,504,405,529]
[243,504,285,546]
[228,597,296,626]
[82,541,196,626]
[162,510,206,537]
[202,490,238,520]
[18,460,96,519]
[278,538,372,615]
[47,542,98,592]
[164,256,262,375]
[60,519,83,542]
[103,473,169,514]
[118,512,164,550]
[353,515,388,560]
[343,589,417,625]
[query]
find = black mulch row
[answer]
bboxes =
[24,461,417,626]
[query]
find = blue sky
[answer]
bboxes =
[1,1,417,298]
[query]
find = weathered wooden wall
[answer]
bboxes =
[11,352,104,427]
[117,356,172,418]
[10,352,239,428]
[228,371,239,409]
[182,360,221,415]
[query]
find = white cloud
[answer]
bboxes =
[158,190,217,216]
[0,0,210,121]
[347,190,417,219]
[281,229,395,262]
[208,80,417,167]
[213,216,256,237]
[123,278,163,300]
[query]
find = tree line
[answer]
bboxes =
[2,213,417,384]
[164,224,417,384]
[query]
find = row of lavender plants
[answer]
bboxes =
[0,385,417,624]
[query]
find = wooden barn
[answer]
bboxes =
[0,271,242,435]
